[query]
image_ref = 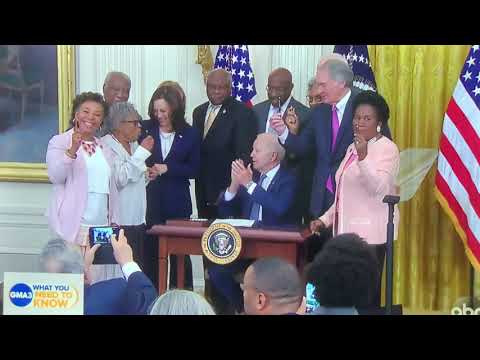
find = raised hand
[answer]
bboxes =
[269,112,287,135]
[232,160,253,187]
[285,106,299,135]
[354,132,368,161]
[69,119,83,156]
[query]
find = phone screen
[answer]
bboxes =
[305,282,320,314]
[90,227,118,245]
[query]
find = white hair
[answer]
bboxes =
[149,290,216,315]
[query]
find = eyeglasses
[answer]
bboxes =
[306,95,323,105]
[123,120,142,128]
[266,85,289,93]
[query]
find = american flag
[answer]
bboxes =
[334,45,377,91]
[435,45,480,270]
[214,45,257,107]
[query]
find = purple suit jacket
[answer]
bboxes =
[46,129,119,244]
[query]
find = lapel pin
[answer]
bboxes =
[179,135,183,139]
[222,109,226,114]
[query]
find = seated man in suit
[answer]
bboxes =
[39,229,157,315]
[208,133,300,313]
[242,257,303,315]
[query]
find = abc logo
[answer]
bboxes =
[9,283,33,307]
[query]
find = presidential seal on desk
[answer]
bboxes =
[201,223,242,264]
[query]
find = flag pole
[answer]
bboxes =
[383,195,400,315]
[470,264,475,308]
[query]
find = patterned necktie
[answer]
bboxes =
[204,106,219,138]
[326,105,339,193]
[249,174,268,221]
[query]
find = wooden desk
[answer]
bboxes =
[147,220,309,294]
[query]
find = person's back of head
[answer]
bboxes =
[149,289,216,315]
[39,238,84,274]
[243,257,302,315]
[306,233,379,310]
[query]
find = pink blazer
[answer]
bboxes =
[46,129,119,245]
[319,136,400,245]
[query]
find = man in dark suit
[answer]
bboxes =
[271,58,392,260]
[39,231,157,315]
[253,68,313,223]
[208,133,300,313]
[192,69,258,220]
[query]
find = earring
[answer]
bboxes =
[376,125,381,133]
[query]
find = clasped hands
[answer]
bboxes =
[147,163,168,180]
[228,159,253,193]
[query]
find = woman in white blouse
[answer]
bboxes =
[102,102,154,270]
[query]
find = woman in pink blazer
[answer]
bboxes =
[46,92,120,282]
[310,91,400,307]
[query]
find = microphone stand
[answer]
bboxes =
[383,195,400,315]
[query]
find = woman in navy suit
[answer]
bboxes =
[142,84,201,289]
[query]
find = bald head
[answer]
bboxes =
[206,68,232,105]
[251,133,285,173]
[103,71,131,105]
[267,67,294,107]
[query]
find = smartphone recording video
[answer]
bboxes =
[89,226,119,247]
[305,282,320,314]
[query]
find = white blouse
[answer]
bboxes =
[80,143,111,226]
[159,129,175,159]
[102,134,151,226]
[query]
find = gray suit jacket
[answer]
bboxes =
[253,97,310,135]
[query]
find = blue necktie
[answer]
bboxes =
[249,174,268,221]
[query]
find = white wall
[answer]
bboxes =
[0,45,334,282]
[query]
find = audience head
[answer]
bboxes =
[250,133,285,173]
[69,92,109,136]
[267,67,293,108]
[242,257,303,315]
[306,233,379,309]
[104,101,142,142]
[206,68,232,106]
[148,84,187,132]
[307,77,322,108]
[149,289,215,315]
[39,239,84,275]
[158,81,186,108]
[352,90,390,141]
[103,71,131,106]
[315,58,353,105]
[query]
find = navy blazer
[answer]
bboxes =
[217,165,300,226]
[284,88,392,217]
[84,271,157,315]
[192,96,258,209]
[141,120,201,226]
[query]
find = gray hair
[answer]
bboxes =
[318,59,354,89]
[149,290,216,315]
[104,71,131,88]
[256,133,286,163]
[104,101,141,134]
[207,68,233,89]
[307,77,318,92]
[250,257,302,307]
[39,238,84,274]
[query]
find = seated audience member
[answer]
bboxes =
[39,229,157,315]
[102,102,154,270]
[242,257,303,315]
[208,133,299,314]
[149,289,215,315]
[306,233,379,315]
